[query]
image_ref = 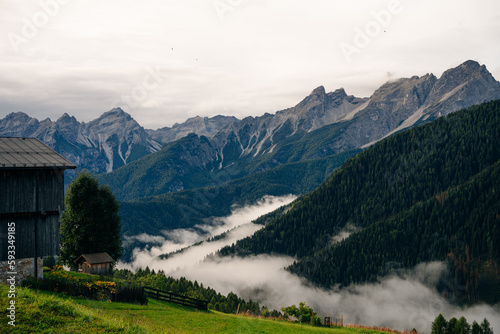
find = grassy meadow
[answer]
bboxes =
[0,283,396,334]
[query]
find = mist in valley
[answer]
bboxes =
[118,195,500,333]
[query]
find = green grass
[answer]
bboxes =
[0,284,143,333]
[0,284,394,334]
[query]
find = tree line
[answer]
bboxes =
[114,268,282,317]
[431,314,493,334]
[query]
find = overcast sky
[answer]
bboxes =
[1,0,499,129]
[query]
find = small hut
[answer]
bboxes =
[75,253,114,275]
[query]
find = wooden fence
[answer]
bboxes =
[143,286,208,310]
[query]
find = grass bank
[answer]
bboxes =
[0,284,396,334]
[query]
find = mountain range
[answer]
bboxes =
[0,108,161,180]
[1,60,499,237]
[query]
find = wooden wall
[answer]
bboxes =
[0,169,65,213]
[0,169,65,261]
[78,261,110,275]
[90,262,110,275]
[0,214,60,260]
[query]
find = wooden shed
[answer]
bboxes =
[75,253,114,275]
[0,137,76,281]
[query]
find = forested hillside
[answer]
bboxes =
[119,149,359,236]
[220,99,500,303]
[290,160,500,302]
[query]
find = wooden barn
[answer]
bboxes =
[0,137,76,282]
[75,253,114,275]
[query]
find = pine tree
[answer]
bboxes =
[456,316,471,334]
[471,321,482,334]
[432,314,448,334]
[480,318,493,334]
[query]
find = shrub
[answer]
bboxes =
[43,256,57,269]
[21,272,147,304]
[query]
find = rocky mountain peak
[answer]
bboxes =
[148,114,240,144]
[437,60,494,87]
[310,85,326,96]
[0,112,39,137]
[56,113,79,126]
[86,108,140,136]
[294,86,328,112]
[97,107,133,122]
[328,88,348,105]
[460,59,481,70]
[0,109,161,178]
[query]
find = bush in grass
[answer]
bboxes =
[21,271,147,304]
[114,283,148,304]
[281,302,319,325]
[43,256,56,269]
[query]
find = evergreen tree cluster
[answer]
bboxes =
[114,268,280,316]
[219,100,500,302]
[431,314,492,334]
[289,160,500,301]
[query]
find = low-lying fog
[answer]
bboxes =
[118,195,500,333]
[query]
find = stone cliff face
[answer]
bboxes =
[0,108,161,180]
[342,60,500,149]
[209,60,500,167]
[211,85,368,166]
[147,115,239,144]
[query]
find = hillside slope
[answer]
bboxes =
[219,99,500,303]
[0,285,392,334]
[119,149,360,237]
[290,160,500,302]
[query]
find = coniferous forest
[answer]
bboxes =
[220,99,500,304]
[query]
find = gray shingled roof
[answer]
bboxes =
[75,252,114,264]
[0,137,76,169]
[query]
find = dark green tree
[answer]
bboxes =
[448,318,459,334]
[471,321,482,334]
[60,170,123,268]
[432,314,448,334]
[480,318,493,334]
[456,316,471,334]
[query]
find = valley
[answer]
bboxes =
[1,60,499,333]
